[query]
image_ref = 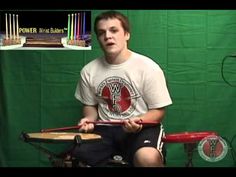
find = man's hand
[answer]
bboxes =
[122,117,143,133]
[78,118,95,133]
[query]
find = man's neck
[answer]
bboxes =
[105,49,132,65]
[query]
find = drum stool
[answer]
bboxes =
[20,131,101,167]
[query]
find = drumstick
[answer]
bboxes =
[41,120,159,133]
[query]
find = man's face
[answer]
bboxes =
[96,18,130,55]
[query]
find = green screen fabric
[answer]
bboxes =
[1,10,236,167]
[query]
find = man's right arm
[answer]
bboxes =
[78,105,98,132]
[83,105,98,121]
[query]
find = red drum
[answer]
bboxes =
[162,131,218,143]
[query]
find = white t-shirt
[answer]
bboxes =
[75,51,172,121]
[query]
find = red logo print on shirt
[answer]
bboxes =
[97,76,139,119]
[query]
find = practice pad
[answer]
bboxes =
[162,131,218,143]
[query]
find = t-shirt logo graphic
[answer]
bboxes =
[97,76,139,119]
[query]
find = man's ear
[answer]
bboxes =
[125,32,130,41]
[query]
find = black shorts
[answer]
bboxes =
[71,124,166,166]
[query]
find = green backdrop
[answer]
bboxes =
[1,10,236,167]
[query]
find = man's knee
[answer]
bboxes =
[133,147,164,167]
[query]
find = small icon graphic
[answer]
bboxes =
[144,140,151,144]
[198,135,228,162]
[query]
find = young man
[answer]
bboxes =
[72,10,172,167]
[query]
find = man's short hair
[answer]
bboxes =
[94,11,130,35]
